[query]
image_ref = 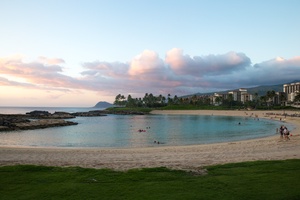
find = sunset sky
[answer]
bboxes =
[1,0,300,107]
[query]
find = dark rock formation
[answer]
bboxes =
[26,110,50,117]
[26,110,75,119]
[14,119,78,130]
[0,114,77,132]
[72,110,107,117]
[0,108,146,132]
[94,101,113,108]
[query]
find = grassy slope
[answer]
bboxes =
[1,160,300,200]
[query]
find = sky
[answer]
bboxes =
[1,0,300,107]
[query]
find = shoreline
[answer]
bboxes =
[0,110,300,171]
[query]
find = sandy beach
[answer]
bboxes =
[1,110,300,172]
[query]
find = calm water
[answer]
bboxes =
[0,107,286,148]
[0,106,101,114]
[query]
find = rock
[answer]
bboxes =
[72,110,107,117]
[26,110,51,117]
[51,112,75,119]
[14,119,78,130]
[25,110,75,119]
[0,114,77,132]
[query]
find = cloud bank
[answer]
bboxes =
[1,49,300,100]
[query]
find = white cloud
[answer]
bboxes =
[165,48,251,76]
[38,56,65,65]
[1,51,300,101]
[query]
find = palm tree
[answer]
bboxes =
[167,94,173,105]
[228,94,234,108]
[253,92,259,109]
[126,94,135,107]
[173,95,179,105]
[280,92,287,106]
[114,94,125,106]
[266,90,276,107]
[260,95,267,107]
[215,96,222,106]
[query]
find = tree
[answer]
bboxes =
[167,94,173,105]
[253,92,259,109]
[114,94,123,106]
[173,95,179,105]
[260,95,268,107]
[228,94,234,108]
[280,92,287,106]
[266,90,276,107]
[294,92,300,103]
[126,94,135,107]
[215,96,222,105]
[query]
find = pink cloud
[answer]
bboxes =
[128,50,165,76]
[0,57,63,75]
[82,61,129,78]
[165,48,251,76]
[1,51,300,102]
[0,56,80,90]
[165,48,187,70]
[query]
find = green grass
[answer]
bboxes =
[1,160,300,200]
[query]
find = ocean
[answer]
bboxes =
[0,106,101,114]
[0,107,286,148]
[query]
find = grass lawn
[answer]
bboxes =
[1,159,300,200]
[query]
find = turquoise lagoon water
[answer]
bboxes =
[0,107,286,148]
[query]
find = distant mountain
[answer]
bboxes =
[245,84,283,96]
[94,101,113,108]
[182,80,300,98]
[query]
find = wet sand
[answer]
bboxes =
[0,110,299,171]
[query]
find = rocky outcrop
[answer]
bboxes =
[26,110,50,117]
[72,110,107,117]
[14,119,78,130]
[0,115,30,129]
[0,109,146,132]
[0,114,77,132]
[26,110,75,119]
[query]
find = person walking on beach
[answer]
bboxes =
[279,125,285,139]
[283,126,290,140]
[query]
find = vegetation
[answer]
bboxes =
[106,106,153,113]
[1,160,300,199]
[112,90,300,111]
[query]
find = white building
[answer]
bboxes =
[228,88,252,103]
[283,82,300,102]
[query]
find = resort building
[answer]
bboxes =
[212,93,223,106]
[283,82,300,102]
[192,83,300,107]
[211,88,253,105]
[228,88,252,104]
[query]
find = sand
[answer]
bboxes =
[0,110,300,171]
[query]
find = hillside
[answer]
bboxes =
[182,80,300,98]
